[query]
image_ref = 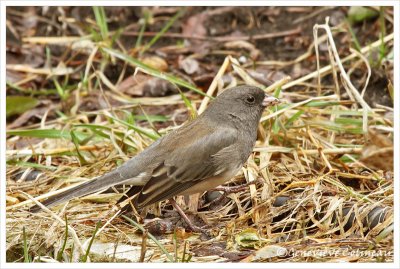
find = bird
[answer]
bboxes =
[29,85,280,230]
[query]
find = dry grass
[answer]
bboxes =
[5,11,394,263]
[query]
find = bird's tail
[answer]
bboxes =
[29,170,127,213]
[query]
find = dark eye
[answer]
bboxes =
[246,95,255,104]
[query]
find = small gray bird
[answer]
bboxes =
[29,85,279,220]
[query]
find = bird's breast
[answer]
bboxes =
[181,165,242,195]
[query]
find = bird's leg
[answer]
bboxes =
[169,198,204,233]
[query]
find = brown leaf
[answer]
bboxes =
[140,56,168,71]
[224,40,261,60]
[182,13,207,38]
[179,56,200,75]
[117,74,177,97]
[360,129,393,171]
[182,12,212,54]
[240,245,287,262]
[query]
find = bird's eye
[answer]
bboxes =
[246,95,255,103]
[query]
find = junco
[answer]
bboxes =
[29,85,280,227]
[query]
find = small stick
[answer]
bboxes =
[282,32,394,90]
[212,178,261,194]
[122,27,302,42]
[139,230,148,262]
[198,56,230,114]
[6,145,104,158]
[254,147,363,155]
[22,191,86,257]
[264,76,291,93]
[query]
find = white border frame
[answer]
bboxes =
[1,1,399,268]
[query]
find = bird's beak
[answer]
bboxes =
[263,94,280,107]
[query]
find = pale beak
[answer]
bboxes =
[263,94,280,107]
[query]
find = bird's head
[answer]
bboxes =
[204,85,280,125]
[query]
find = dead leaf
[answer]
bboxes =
[360,129,393,171]
[224,40,261,60]
[248,67,289,86]
[182,13,207,38]
[71,39,95,53]
[140,56,168,71]
[240,245,287,262]
[182,12,211,54]
[179,56,200,75]
[117,73,148,96]
[117,74,177,97]
[235,228,264,249]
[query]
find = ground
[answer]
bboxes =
[5,6,394,263]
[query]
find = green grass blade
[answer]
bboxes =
[136,10,151,48]
[6,82,58,96]
[173,230,178,262]
[346,19,362,52]
[335,117,363,126]
[23,226,31,263]
[103,47,208,97]
[7,129,88,141]
[53,78,68,100]
[285,110,304,128]
[303,100,342,107]
[271,87,283,134]
[6,160,57,171]
[378,7,387,65]
[70,130,88,165]
[57,215,69,261]
[178,89,197,120]
[93,7,109,41]
[142,8,185,54]
[105,114,160,140]
[6,96,39,118]
[134,114,168,123]
[81,221,101,262]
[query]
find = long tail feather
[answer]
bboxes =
[29,170,127,213]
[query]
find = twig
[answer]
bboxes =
[349,48,372,98]
[139,230,148,262]
[81,209,121,251]
[254,146,363,155]
[6,64,74,76]
[229,56,264,88]
[122,215,174,262]
[123,27,302,42]
[293,7,333,24]
[314,18,371,111]
[282,32,394,90]
[260,95,337,122]
[198,56,230,114]
[22,36,91,44]
[265,76,291,93]
[21,191,86,258]
[7,182,87,210]
[6,145,106,158]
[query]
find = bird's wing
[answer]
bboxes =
[134,124,238,208]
